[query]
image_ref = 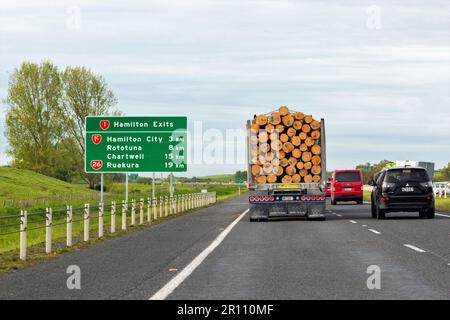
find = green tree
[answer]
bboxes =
[4,61,66,177]
[234,170,247,183]
[434,162,450,181]
[61,66,119,188]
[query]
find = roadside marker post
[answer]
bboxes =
[131,199,136,226]
[45,207,52,253]
[67,205,73,247]
[165,196,168,217]
[111,201,116,233]
[159,196,163,219]
[153,197,157,221]
[121,200,127,230]
[147,198,151,223]
[84,204,90,242]
[20,210,27,260]
[98,202,104,238]
[140,199,144,225]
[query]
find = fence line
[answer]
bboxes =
[0,192,216,261]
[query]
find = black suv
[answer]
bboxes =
[369,167,435,219]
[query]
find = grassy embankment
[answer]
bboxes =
[363,190,449,212]
[0,167,246,254]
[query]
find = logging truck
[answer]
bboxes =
[246,106,327,221]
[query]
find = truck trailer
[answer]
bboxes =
[246,107,327,221]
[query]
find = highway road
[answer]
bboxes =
[0,195,449,300]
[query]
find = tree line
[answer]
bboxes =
[4,61,121,188]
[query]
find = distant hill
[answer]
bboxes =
[0,167,95,202]
[198,174,235,183]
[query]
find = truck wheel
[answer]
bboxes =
[331,199,336,205]
[308,216,326,221]
[376,206,385,220]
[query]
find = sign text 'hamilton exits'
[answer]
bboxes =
[85,116,187,173]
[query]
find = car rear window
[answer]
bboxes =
[385,169,429,183]
[335,172,361,182]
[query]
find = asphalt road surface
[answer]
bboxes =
[0,195,449,300]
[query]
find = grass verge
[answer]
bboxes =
[0,187,246,273]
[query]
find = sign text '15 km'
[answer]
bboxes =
[85,116,187,173]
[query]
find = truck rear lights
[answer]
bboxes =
[382,196,390,201]
[249,196,274,202]
[299,195,326,201]
[426,195,433,201]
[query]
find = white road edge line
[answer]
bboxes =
[149,208,249,300]
[436,213,450,218]
[368,229,381,235]
[349,220,357,224]
[404,244,427,253]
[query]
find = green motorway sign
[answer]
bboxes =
[85,116,187,173]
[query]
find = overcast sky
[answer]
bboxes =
[0,0,449,177]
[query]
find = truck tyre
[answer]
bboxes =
[357,198,363,205]
[308,216,326,221]
[376,206,385,220]
[331,199,336,205]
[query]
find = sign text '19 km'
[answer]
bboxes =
[85,116,187,173]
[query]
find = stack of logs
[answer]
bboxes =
[250,106,322,184]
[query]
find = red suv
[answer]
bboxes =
[331,169,363,205]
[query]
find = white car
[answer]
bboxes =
[433,182,450,196]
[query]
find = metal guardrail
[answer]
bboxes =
[0,192,217,260]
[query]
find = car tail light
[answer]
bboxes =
[306,196,311,201]
[249,197,255,202]
[301,196,306,201]
[264,196,269,201]
[248,182,252,188]
[382,196,390,201]
[270,196,274,201]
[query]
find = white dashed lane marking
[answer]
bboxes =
[368,229,381,235]
[404,244,427,253]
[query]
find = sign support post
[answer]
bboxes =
[100,173,104,204]
[125,173,129,205]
